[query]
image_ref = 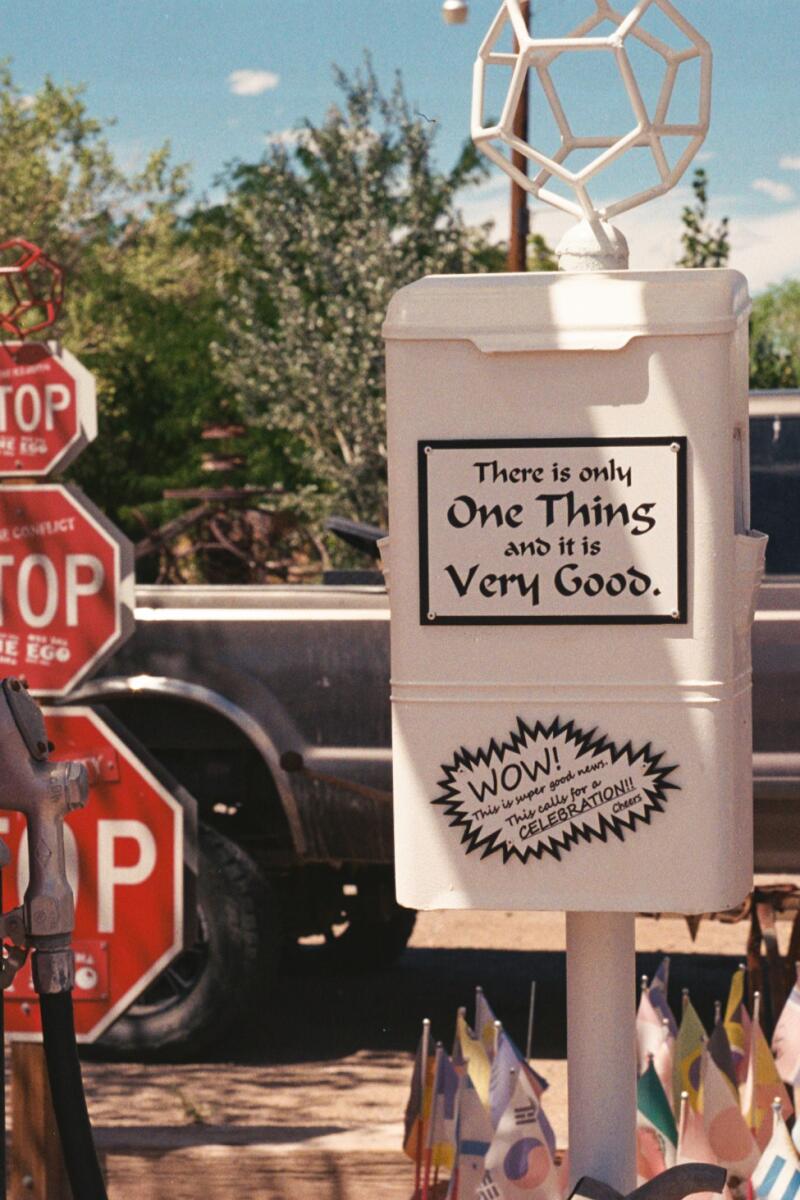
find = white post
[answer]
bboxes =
[566,911,637,1193]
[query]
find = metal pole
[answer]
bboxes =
[508,0,530,272]
[566,911,637,1193]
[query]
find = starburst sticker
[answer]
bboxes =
[433,717,679,865]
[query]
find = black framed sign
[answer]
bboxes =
[418,437,687,625]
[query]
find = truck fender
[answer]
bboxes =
[68,674,307,855]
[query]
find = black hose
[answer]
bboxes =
[39,991,108,1200]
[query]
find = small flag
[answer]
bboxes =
[724,966,752,1085]
[483,1066,560,1200]
[637,1056,678,1176]
[488,1030,557,1158]
[637,987,667,1074]
[428,1048,460,1171]
[744,1013,793,1150]
[752,1100,800,1200]
[650,957,678,1038]
[476,988,499,1060]
[458,1010,492,1107]
[653,1018,675,1106]
[448,1073,494,1200]
[701,1044,759,1178]
[677,1090,717,1166]
[404,1024,435,1160]
[773,969,800,1087]
[708,1019,738,1096]
[673,997,706,1117]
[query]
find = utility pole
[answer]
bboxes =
[441,0,530,271]
[508,0,530,272]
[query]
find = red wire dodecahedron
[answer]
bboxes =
[0,239,64,339]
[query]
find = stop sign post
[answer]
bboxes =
[0,342,96,477]
[2,706,185,1042]
[0,484,134,695]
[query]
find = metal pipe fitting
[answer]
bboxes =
[0,678,89,992]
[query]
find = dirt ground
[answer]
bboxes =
[68,895,790,1200]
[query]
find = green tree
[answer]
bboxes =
[215,60,502,530]
[527,230,557,271]
[0,63,229,557]
[677,168,730,268]
[750,281,800,389]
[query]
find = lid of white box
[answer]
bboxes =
[382,268,750,353]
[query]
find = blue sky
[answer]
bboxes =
[3,1,800,289]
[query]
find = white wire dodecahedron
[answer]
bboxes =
[471,0,711,224]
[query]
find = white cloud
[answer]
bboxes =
[458,172,800,293]
[752,178,796,204]
[779,155,800,171]
[228,69,279,97]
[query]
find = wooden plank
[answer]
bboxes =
[9,1042,72,1200]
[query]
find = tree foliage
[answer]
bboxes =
[677,168,730,269]
[0,63,227,557]
[215,61,500,529]
[749,281,800,390]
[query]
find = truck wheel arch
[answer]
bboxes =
[68,674,307,856]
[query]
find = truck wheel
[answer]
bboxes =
[327,901,417,971]
[94,825,278,1059]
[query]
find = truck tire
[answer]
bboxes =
[94,825,279,1059]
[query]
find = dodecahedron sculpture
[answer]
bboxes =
[472,0,711,223]
[0,239,64,339]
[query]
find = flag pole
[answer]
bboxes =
[566,911,637,1192]
[453,1007,466,1058]
[526,981,536,1062]
[414,1018,431,1199]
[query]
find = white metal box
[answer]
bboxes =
[384,269,765,914]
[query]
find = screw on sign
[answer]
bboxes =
[3,706,185,1042]
[0,484,134,696]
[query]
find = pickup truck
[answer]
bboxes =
[73,391,800,1056]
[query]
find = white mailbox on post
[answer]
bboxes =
[384,268,766,915]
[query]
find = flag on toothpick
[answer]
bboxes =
[701,1044,760,1179]
[653,1017,676,1106]
[428,1047,460,1172]
[673,996,706,1117]
[475,987,499,1060]
[676,1089,717,1166]
[457,1009,492,1107]
[637,1056,678,1181]
[447,1073,494,1200]
[743,996,793,1150]
[724,965,752,1085]
[404,1020,435,1160]
[650,957,678,1037]
[488,1031,557,1159]
[482,1066,560,1200]
[752,1098,800,1200]
[708,1018,738,1095]
[638,985,667,1074]
[772,966,800,1087]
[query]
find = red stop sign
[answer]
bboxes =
[0,484,134,696]
[0,343,96,477]
[3,707,185,1043]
